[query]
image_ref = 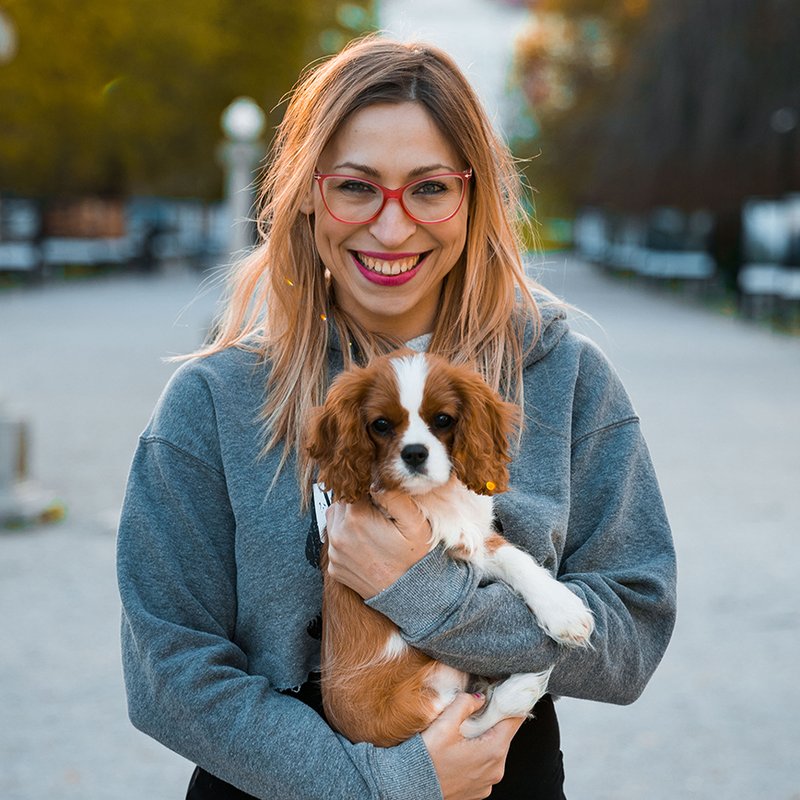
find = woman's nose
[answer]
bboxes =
[368,198,417,247]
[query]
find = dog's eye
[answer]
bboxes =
[432,413,455,431]
[370,418,393,436]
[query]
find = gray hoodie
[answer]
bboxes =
[117,301,676,799]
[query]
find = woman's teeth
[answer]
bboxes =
[356,253,422,275]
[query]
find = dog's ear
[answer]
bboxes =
[305,371,374,504]
[305,405,330,465]
[450,370,519,496]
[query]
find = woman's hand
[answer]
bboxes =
[422,693,524,800]
[325,490,432,598]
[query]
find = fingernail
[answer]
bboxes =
[472,692,484,699]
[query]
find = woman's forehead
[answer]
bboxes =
[319,102,462,177]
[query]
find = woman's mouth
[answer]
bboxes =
[350,251,429,286]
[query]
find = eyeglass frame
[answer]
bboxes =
[311,169,473,225]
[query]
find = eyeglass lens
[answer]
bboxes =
[320,175,466,223]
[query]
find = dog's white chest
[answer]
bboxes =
[416,484,495,565]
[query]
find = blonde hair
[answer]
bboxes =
[193,36,549,501]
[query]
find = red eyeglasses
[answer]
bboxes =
[312,169,473,225]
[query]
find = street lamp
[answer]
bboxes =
[770,106,798,198]
[0,10,17,64]
[219,97,267,256]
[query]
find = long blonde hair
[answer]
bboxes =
[193,36,547,500]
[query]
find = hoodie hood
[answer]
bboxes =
[522,293,569,368]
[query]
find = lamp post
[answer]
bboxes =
[0,10,18,64]
[770,106,798,198]
[219,97,267,256]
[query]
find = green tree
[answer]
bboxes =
[0,0,374,198]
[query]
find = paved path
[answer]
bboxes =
[534,258,800,800]
[1,259,798,799]
[0,267,216,799]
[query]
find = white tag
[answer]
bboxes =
[312,482,333,542]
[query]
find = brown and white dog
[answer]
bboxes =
[306,349,593,747]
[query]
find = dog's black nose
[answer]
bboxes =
[401,444,428,468]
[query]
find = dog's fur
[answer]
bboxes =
[306,350,593,746]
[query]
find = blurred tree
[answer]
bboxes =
[515,0,800,219]
[0,0,375,198]
[513,0,649,214]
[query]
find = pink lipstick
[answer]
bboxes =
[350,250,429,287]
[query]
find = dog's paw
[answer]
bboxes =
[459,671,552,739]
[459,713,494,739]
[536,584,594,647]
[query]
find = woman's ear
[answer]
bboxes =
[299,189,314,216]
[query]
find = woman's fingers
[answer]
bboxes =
[324,498,424,597]
[421,692,521,800]
[369,489,431,548]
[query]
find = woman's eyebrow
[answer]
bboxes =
[332,161,380,176]
[407,163,457,178]
[331,162,457,178]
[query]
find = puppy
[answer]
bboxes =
[306,349,593,747]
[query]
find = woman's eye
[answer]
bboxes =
[412,181,447,197]
[432,413,454,430]
[370,418,393,435]
[335,180,377,195]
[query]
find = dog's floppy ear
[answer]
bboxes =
[450,369,519,496]
[305,370,375,504]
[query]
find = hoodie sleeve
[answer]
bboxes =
[365,337,677,706]
[116,364,441,800]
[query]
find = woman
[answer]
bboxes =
[117,37,676,799]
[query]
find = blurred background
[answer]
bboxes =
[1,1,798,798]
[1,0,799,315]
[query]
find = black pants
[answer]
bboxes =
[186,676,566,799]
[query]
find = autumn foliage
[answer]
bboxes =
[514,0,800,218]
[0,1,374,198]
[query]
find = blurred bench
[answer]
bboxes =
[574,207,718,289]
[738,263,800,321]
[739,198,800,323]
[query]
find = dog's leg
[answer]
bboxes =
[459,669,553,739]
[425,663,471,716]
[485,541,594,647]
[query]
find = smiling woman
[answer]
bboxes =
[189,37,544,498]
[117,34,676,800]
[308,101,471,340]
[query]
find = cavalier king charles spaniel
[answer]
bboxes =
[306,349,593,747]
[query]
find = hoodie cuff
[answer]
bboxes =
[365,545,471,641]
[371,734,442,800]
